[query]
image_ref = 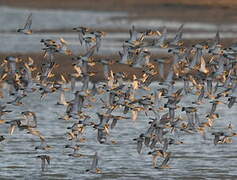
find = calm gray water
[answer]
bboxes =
[1,82,237,179]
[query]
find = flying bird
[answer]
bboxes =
[17,13,33,35]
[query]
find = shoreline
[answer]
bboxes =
[1,1,237,23]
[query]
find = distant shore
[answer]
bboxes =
[1,0,237,23]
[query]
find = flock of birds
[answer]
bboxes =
[1,12,237,174]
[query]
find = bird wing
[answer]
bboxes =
[171,24,184,44]
[110,118,117,129]
[137,139,143,154]
[46,156,50,165]
[24,13,32,30]
[132,110,138,121]
[84,45,96,59]
[160,153,171,167]
[91,152,98,170]
[41,158,46,171]
[78,32,84,45]
[165,69,174,83]
[214,135,220,145]
[162,138,169,152]
[158,63,164,79]
[158,27,167,47]
[210,30,220,49]
[199,56,208,73]
[129,25,138,41]
[210,102,217,114]
[194,112,200,126]
[186,112,194,127]
[152,155,158,168]
[197,86,205,102]
[59,91,68,106]
[9,124,16,135]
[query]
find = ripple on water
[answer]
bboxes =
[1,83,237,179]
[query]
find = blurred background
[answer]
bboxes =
[1,0,237,22]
